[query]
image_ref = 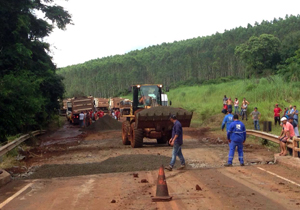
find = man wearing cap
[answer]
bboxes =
[165,114,185,171]
[225,114,246,167]
[278,117,295,156]
[250,107,261,130]
[274,104,282,126]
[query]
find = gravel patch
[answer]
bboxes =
[26,154,171,179]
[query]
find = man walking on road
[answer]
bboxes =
[165,114,185,171]
[222,110,233,132]
[225,114,246,167]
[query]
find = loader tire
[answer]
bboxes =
[130,122,143,148]
[122,121,130,145]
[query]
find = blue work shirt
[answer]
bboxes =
[172,120,183,145]
[222,113,233,132]
[227,120,246,143]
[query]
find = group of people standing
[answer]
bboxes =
[278,116,299,156]
[111,109,121,120]
[222,96,250,121]
[223,95,277,131]
[274,104,299,156]
[274,104,299,126]
[221,96,248,166]
[222,98,300,162]
[79,109,105,128]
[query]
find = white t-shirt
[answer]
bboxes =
[234,100,239,106]
[79,113,84,120]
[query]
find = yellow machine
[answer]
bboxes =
[122,84,193,148]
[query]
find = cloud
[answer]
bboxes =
[46,0,300,67]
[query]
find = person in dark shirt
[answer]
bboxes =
[165,114,185,171]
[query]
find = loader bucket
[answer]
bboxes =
[135,107,193,130]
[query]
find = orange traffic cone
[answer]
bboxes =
[152,165,172,202]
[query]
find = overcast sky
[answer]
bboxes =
[46,0,300,68]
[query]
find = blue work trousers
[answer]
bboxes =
[170,143,185,167]
[228,141,244,164]
[254,120,260,130]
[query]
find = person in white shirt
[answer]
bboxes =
[79,111,84,127]
[234,98,239,115]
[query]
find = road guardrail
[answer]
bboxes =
[0,130,46,157]
[247,129,300,158]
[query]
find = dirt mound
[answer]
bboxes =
[84,115,122,132]
[138,106,192,117]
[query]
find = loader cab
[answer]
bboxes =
[132,85,162,113]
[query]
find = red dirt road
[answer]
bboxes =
[1,165,300,210]
[0,119,300,209]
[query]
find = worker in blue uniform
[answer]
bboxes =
[225,114,246,167]
[221,110,233,132]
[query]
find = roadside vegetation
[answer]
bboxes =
[0,115,65,169]
[59,15,300,99]
[167,76,300,136]
[0,1,72,142]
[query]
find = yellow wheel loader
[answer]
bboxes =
[122,84,193,148]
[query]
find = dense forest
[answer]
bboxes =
[0,0,72,141]
[58,15,300,98]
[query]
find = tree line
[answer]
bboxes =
[58,15,300,98]
[0,0,72,141]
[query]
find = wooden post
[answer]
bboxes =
[293,137,297,157]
